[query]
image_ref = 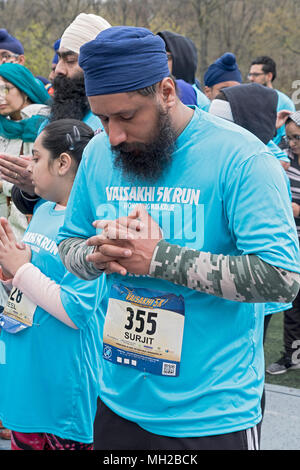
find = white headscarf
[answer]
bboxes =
[209,99,234,122]
[290,111,300,127]
[60,13,111,54]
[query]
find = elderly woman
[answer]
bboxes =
[0,63,50,240]
[0,63,50,441]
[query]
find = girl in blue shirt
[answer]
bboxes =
[0,119,102,450]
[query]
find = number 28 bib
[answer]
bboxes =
[103,283,185,377]
[0,287,37,334]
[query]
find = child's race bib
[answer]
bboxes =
[0,287,37,334]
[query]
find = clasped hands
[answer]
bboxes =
[86,206,163,276]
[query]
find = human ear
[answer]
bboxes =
[158,77,177,109]
[204,86,212,100]
[57,152,72,176]
[17,55,25,65]
[266,72,273,85]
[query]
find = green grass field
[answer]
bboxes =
[264,312,300,389]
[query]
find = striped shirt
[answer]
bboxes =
[286,150,300,239]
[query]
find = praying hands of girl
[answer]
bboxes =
[0,217,31,278]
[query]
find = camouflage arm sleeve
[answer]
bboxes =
[149,240,300,303]
[58,237,104,281]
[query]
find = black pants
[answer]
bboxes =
[283,291,300,360]
[263,314,272,344]
[261,298,300,416]
[93,398,261,450]
[261,314,273,416]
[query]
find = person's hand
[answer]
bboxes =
[280,160,290,170]
[85,210,139,275]
[0,217,31,277]
[292,202,300,218]
[86,205,163,275]
[0,154,35,195]
[276,110,292,129]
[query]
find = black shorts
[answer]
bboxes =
[93,398,261,451]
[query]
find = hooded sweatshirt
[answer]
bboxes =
[157,31,209,110]
[221,83,277,144]
[157,30,197,84]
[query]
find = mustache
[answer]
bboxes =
[111,141,149,154]
[111,110,177,182]
[50,73,90,122]
[52,74,86,98]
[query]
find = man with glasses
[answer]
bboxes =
[0,29,25,65]
[248,56,295,146]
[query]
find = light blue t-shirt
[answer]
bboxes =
[57,107,300,438]
[193,84,210,111]
[0,201,103,443]
[83,110,103,132]
[267,140,290,164]
[266,140,291,197]
[264,141,292,315]
[273,89,295,146]
[38,110,102,134]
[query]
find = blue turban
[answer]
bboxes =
[79,26,170,96]
[204,52,242,87]
[0,29,24,55]
[52,39,61,65]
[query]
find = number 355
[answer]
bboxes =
[124,307,157,335]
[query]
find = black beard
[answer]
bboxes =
[49,74,90,122]
[112,107,177,182]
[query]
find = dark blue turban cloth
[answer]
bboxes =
[204,52,242,87]
[52,39,61,65]
[0,29,24,55]
[79,26,170,96]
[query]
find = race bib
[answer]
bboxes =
[0,287,37,334]
[103,283,185,377]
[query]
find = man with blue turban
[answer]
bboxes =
[57,26,300,450]
[203,52,242,100]
[0,29,25,66]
